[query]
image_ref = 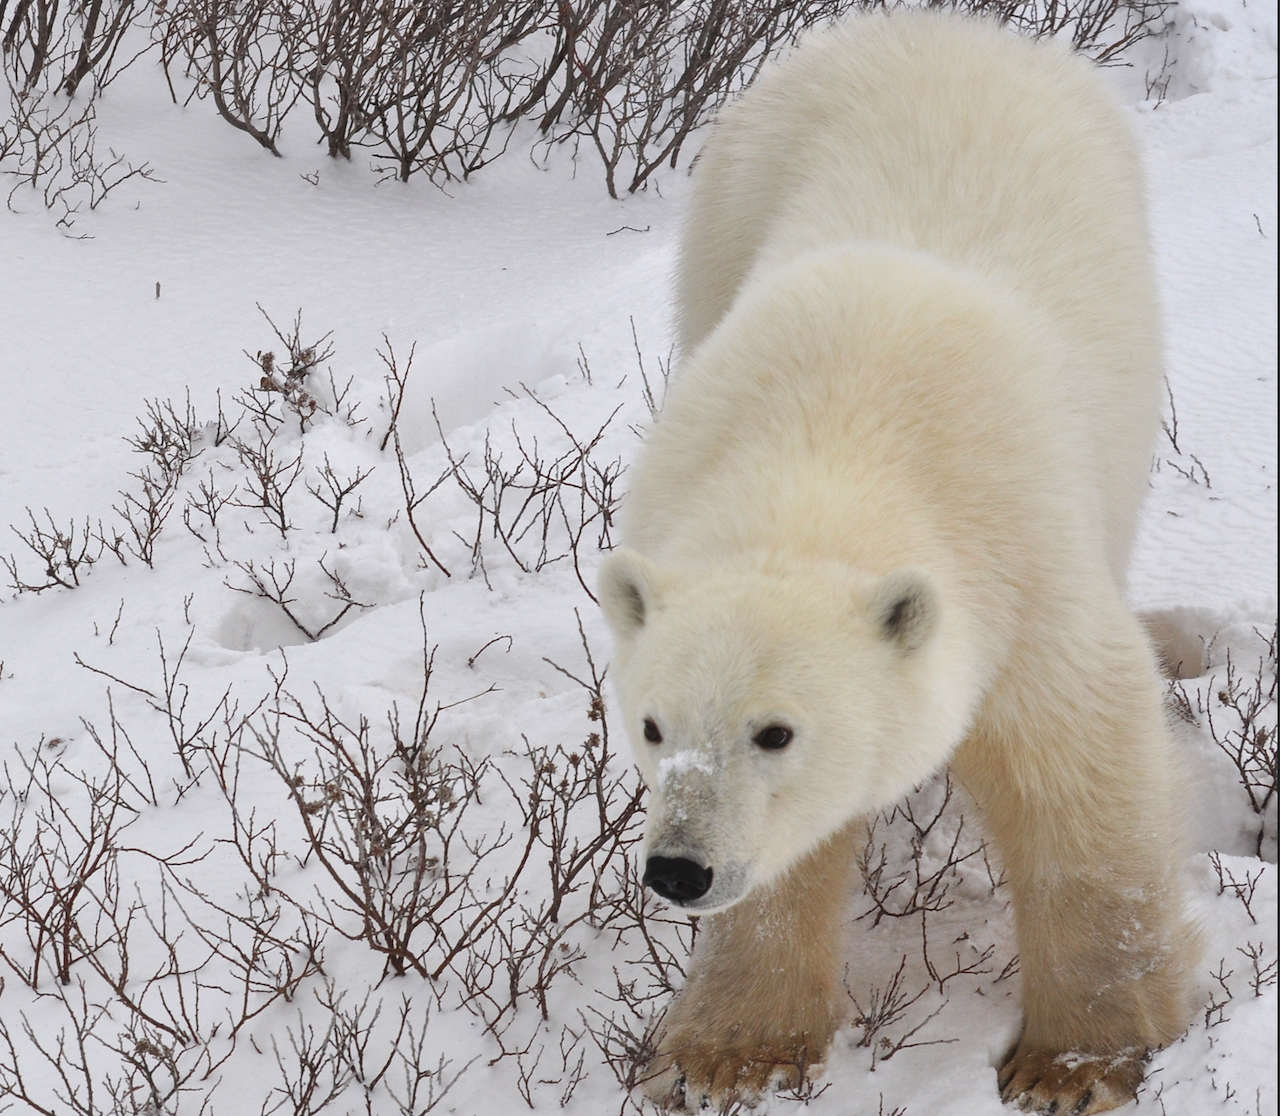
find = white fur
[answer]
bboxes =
[601,11,1163,912]
[600,15,1194,1107]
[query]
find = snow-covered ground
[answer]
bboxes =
[0,4,1275,1114]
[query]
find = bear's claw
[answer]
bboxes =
[642,1035,818,1112]
[998,1046,1147,1115]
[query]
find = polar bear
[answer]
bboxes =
[597,11,1200,1115]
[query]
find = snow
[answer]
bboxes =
[657,751,717,787]
[0,7,1275,1115]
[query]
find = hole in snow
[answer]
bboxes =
[213,598,313,653]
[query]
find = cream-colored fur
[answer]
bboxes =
[599,11,1198,1115]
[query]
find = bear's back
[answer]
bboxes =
[677,13,1154,356]
[673,11,1162,580]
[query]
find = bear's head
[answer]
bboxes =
[599,548,961,912]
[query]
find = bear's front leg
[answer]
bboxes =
[955,612,1201,1116]
[643,820,862,1112]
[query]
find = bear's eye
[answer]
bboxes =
[642,718,663,744]
[754,725,793,751]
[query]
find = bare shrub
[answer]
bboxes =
[163,591,657,1105]
[243,306,336,433]
[307,453,374,534]
[529,0,1173,196]
[0,978,210,1116]
[460,616,645,1036]
[230,430,303,539]
[434,385,624,596]
[1003,0,1173,63]
[1,0,154,223]
[227,555,372,641]
[1,0,144,96]
[580,1002,664,1104]
[182,466,237,546]
[281,0,546,180]
[0,318,689,1112]
[1208,850,1264,925]
[219,608,644,1028]
[155,0,302,156]
[1173,625,1278,860]
[350,0,537,183]
[850,956,928,1050]
[4,393,203,590]
[258,989,480,1115]
[0,0,1174,230]
[377,334,414,452]
[857,772,1000,990]
[282,0,393,162]
[373,335,455,577]
[1237,941,1277,998]
[0,741,137,988]
[224,621,522,981]
[9,0,1165,203]
[631,317,671,421]
[0,724,324,1111]
[3,313,374,596]
[848,955,955,1069]
[3,507,102,592]
[262,1010,354,1115]
[393,427,454,577]
[543,0,819,197]
[103,393,202,567]
[0,81,155,224]
[1205,627,1278,858]
[111,466,180,568]
[126,395,201,476]
[74,628,234,784]
[62,0,145,95]
[1155,377,1212,487]
[1205,957,1233,1027]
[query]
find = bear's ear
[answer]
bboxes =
[598,549,665,639]
[868,567,938,654]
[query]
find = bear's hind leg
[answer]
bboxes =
[643,818,862,1112]
[953,609,1200,1115]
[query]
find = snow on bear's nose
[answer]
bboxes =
[643,856,714,904]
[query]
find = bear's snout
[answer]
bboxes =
[643,856,713,904]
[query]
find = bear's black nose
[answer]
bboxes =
[643,856,713,903]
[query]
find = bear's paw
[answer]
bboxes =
[642,1032,827,1112]
[998,1045,1146,1115]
